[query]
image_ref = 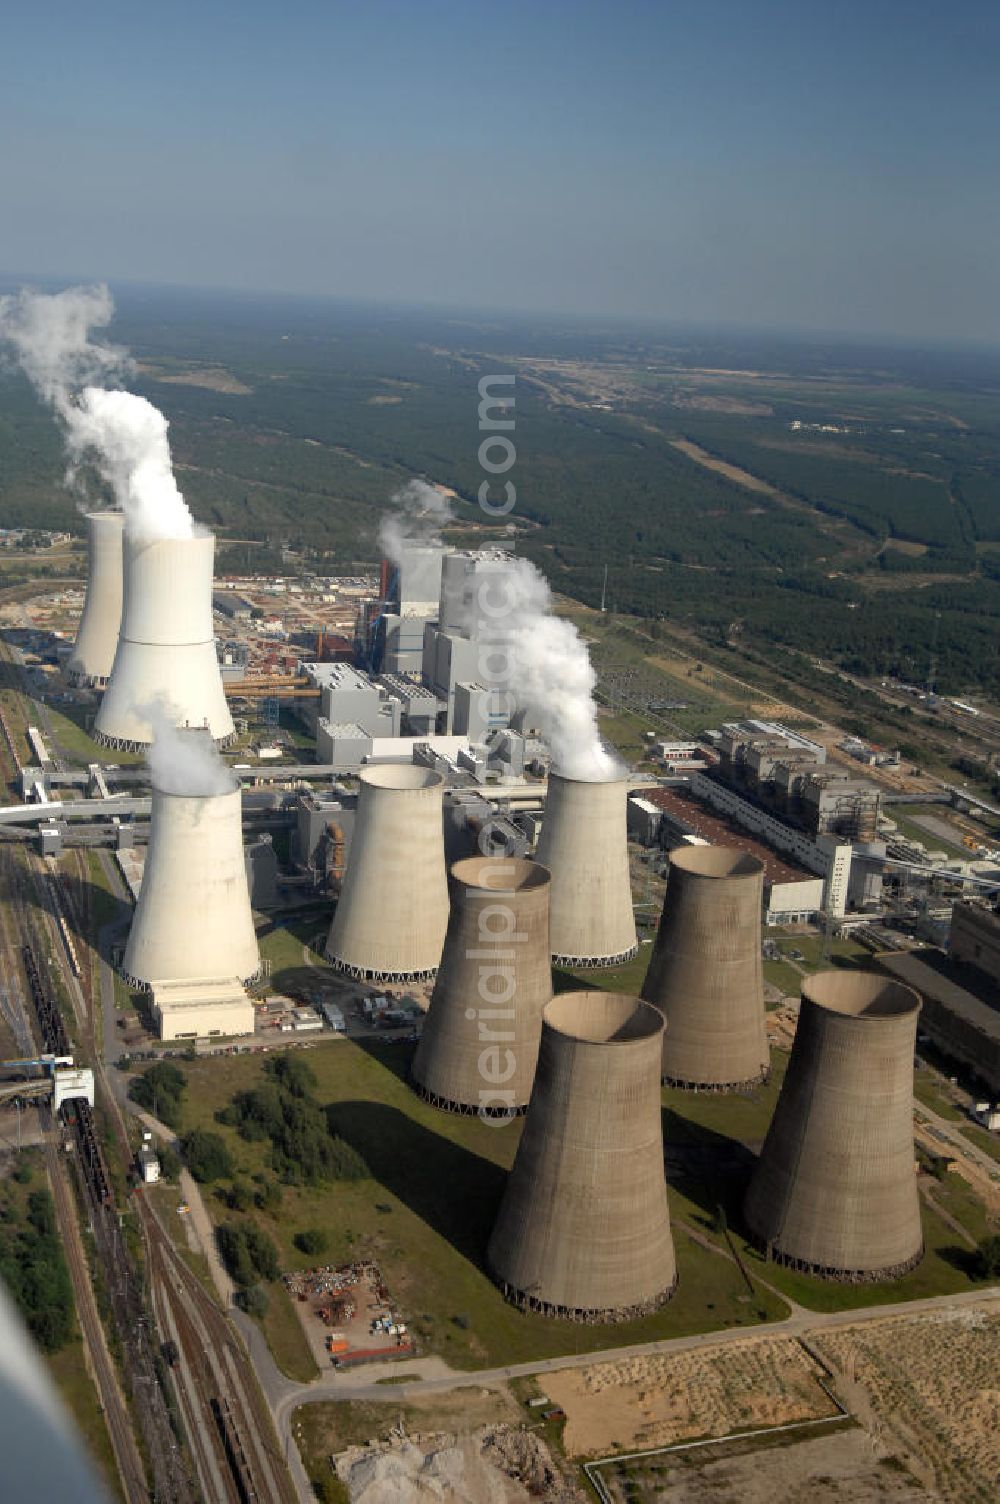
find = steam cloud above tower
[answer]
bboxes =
[143,702,236,797]
[0,285,195,545]
[470,556,620,782]
[378,478,453,565]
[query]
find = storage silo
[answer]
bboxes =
[642,845,769,1090]
[487,992,676,1320]
[743,970,923,1280]
[67,511,124,688]
[95,533,234,749]
[535,773,637,967]
[325,765,449,981]
[411,856,552,1115]
[122,781,260,991]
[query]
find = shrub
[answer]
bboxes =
[975,1233,1000,1279]
[235,1284,269,1318]
[181,1129,233,1184]
[130,1062,187,1129]
[216,1222,281,1287]
[294,1228,329,1257]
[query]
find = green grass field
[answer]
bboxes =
[176,1038,788,1375]
[170,1017,996,1380]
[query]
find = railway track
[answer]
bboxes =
[0,847,149,1499]
[142,1191,294,1504]
[42,1111,150,1502]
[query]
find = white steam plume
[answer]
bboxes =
[379,478,453,566]
[143,702,235,797]
[0,286,195,545]
[469,556,622,782]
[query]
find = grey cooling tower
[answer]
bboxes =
[487,992,676,1321]
[744,970,923,1281]
[95,534,234,749]
[325,764,449,981]
[411,856,552,1115]
[642,844,769,1090]
[67,511,124,687]
[535,773,637,967]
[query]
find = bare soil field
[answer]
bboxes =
[813,1306,1000,1503]
[668,438,784,496]
[544,1337,835,1457]
[596,1427,937,1503]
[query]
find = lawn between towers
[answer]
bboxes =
[162,1018,994,1382]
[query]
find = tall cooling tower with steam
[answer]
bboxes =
[67,511,123,687]
[744,971,923,1281]
[95,534,233,749]
[122,784,260,989]
[535,773,637,967]
[488,992,676,1321]
[642,845,769,1090]
[325,765,449,981]
[411,856,552,1115]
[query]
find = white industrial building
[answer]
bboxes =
[687,772,853,917]
[151,978,255,1041]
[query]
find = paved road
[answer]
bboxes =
[256,1278,1000,1430]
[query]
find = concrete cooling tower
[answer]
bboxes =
[744,971,923,1281]
[325,765,449,981]
[67,511,124,688]
[122,783,260,991]
[642,845,769,1091]
[487,992,676,1321]
[95,534,234,749]
[411,856,552,1115]
[535,773,637,967]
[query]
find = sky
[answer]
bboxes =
[1,0,998,341]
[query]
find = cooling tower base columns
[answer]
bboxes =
[329,960,438,985]
[553,943,639,970]
[750,1242,924,1285]
[411,1082,527,1120]
[493,1273,678,1325]
[121,961,263,993]
[664,1067,769,1093]
[96,728,237,755]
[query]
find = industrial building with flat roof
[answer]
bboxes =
[877,947,1000,1095]
[633,783,826,924]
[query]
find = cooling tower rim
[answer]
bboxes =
[450,855,550,894]
[543,991,663,1045]
[360,764,444,792]
[802,969,921,1021]
[84,508,124,527]
[547,768,630,790]
[667,843,763,880]
[151,780,240,801]
[123,531,213,555]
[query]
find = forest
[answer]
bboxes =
[0,286,996,696]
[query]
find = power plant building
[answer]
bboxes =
[744,970,923,1280]
[535,773,638,966]
[412,856,552,1114]
[487,992,676,1321]
[67,511,124,688]
[122,781,260,1039]
[642,845,769,1090]
[325,764,449,981]
[95,534,234,749]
